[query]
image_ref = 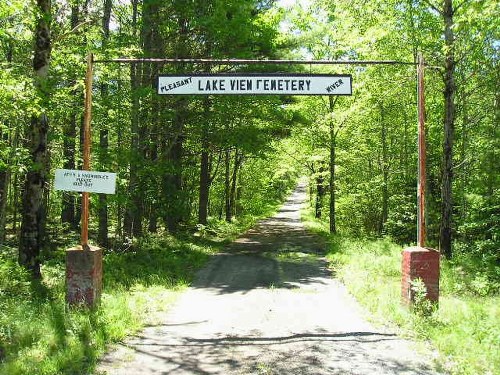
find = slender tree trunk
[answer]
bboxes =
[19,0,52,277]
[124,0,142,238]
[165,133,184,232]
[163,12,188,232]
[490,78,500,197]
[440,0,456,259]
[380,103,389,233]
[0,171,9,245]
[329,142,336,233]
[459,89,467,227]
[198,141,210,225]
[61,112,77,227]
[97,128,109,246]
[0,45,13,244]
[0,129,10,244]
[229,151,242,218]
[12,165,20,233]
[60,4,80,229]
[328,96,337,233]
[225,150,231,222]
[198,98,211,225]
[315,168,325,219]
[97,0,112,247]
[402,110,410,182]
[123,61,143,237]
[115,73,124,242]
[148,132,159,233]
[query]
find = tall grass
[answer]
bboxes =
[303,209,500,375]
[0,233,222,375]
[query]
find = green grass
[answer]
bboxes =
[0,217,264,375]
[302,208,500,375]
[0,234,216,375]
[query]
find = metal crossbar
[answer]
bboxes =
[92,57,440,69]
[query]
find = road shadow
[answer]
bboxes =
[191,183,330,294]
[99,330,437,375]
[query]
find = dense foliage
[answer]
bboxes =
[283,0,498,262]
[0,0,299,262]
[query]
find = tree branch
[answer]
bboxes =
[420,0,443,15]
[54,20,94,44]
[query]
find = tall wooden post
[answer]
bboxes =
[66,52,102,307]
[81,53,93,250]
[417,53,426,248]
[401,54,439,309]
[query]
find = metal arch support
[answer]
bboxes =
[80,53,431,249]
[417,53,427,248]
[81,53,93,249]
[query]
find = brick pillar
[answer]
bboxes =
[66,245,103,307]
[401,246,440,306]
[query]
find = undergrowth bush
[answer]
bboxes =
[302,208,500,375]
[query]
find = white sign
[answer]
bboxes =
[157,74,352,96]
[54,169,116,194]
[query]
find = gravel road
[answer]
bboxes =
[97,183,439,375]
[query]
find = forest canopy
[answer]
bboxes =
[0,0,498,276]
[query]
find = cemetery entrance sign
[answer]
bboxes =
[157,74,352,96]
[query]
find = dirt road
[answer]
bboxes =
[97,184,439,374]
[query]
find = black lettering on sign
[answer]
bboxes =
[160,77,192,93]
[199,79,226,91]
[230,79,252,91]
[326,79,344,93]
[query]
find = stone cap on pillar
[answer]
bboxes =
[401,246,440,253]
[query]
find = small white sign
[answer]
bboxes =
[157,74,352,96]
[54,169,116,194]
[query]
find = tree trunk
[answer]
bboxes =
[440,0,456,259]
[198,142,210,225]
[230,151,242,219]
[225,150,231,222]
[380,103,389,233]
[60,4,80,229]
[0,168,9,245]
[163,11,188,232]
[0,45,13,244]
[19,0,52,277]
[97,0,112,247]
[123,0,142,238]
[60,112,77,227]
[315,168,325,219]
[0,128,9,244]
[328,96,337,234]
[165,133,184,232]
[198,98,211,225]
[490,76,500,196]
[123,61,143,238]
[12,165,20,233]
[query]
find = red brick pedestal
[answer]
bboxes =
[401,246,440,306]
[66,245,102,307]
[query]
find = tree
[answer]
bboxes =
[18,0,52,277]
[435,0,456,259]
[97,0,113,247]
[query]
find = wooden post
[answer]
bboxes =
[81,53,93,250]
[417,53,426,248]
